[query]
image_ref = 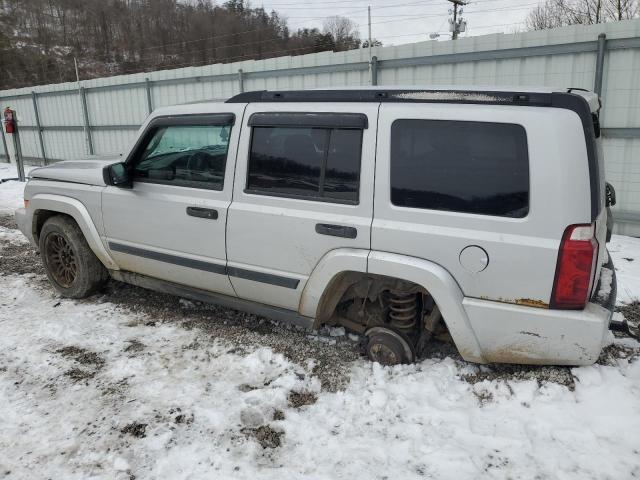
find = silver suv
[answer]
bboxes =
[15,86,618,366]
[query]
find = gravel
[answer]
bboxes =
[2,213,639,393]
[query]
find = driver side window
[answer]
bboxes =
[133,124,231,190]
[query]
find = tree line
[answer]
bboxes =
[0,0,362,90]
[1,0,637,91]
[527,0,638,30]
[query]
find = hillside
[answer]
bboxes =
[0,0,360,90]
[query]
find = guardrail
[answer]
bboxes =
[1,32,639,165]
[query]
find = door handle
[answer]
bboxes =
[186,206,218,220]
[315,223,357,239]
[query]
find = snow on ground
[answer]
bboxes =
[0,225,29,249]
[1,274,639,480]
[609,234,640,304]
[0,162,33,214]
[1,161,640,479]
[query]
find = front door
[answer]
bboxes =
[102,107,245,296]
[226,103,378,310]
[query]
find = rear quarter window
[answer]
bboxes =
[390,119,529,218]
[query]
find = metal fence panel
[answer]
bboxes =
[1,19,639,232]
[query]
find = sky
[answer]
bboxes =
[254,0,547,46]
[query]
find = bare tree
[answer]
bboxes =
[604,0,639,19]
[323,16,361,50]
[526,0,639,29]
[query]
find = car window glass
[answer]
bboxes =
[391,120,529,217]
[247,125,362,203]
[133,124,231,190]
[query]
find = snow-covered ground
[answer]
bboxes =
[0,162,34,214]
[1,162,639,479]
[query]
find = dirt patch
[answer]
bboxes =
[123,339,145,353]
[288,390,317,408]
[174,413,194,425]
[56,346,105,367]
[617,301,640,326]
[0,214,17,230]
[104,280,361,392]
[272,410,285,421]
[462,364,576,391]
[101,378,129,397]
[0,225,43,276]
[64,368,96,382]
[121,422,147,438]
[598,341,640,366]
[241,425,283,449]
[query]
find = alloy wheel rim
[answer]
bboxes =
[45,233,77,287]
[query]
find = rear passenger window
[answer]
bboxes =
[391,120,529,218]
[247,116,364,203]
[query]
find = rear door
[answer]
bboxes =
[102,106,245,295]
[226,103,378,310]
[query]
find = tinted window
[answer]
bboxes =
[391,120,529,217]
[248,126,362,203]
[133,124,231,190]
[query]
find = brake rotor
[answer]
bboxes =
[364,326,415,366]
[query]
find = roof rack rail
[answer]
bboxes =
[226,89,556,106]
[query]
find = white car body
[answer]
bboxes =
[15,86,616,365]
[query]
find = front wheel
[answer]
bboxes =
[39,215,109,298]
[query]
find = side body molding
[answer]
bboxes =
[29,194,119,270]
[367,251,485,363]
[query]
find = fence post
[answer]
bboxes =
[80,87,94,155]
[371,56,378,86]
[0,119,8,163]
[594,33,607,97]
[31,91,47,165]
[238,69,244,93]
[145,78,154,114]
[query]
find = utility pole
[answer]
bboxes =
[447,0,468,40]
[368,6,372,62]
[368,5,373,84]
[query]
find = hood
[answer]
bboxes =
[29,156,123,186]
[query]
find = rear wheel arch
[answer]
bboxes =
[308,251,487,363]
[366,251,486,362]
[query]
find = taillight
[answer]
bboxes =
[551,224,598,310]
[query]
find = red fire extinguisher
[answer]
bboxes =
[3,107,15,134]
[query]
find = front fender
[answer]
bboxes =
[367,251,484,362]
[29,194,119,270]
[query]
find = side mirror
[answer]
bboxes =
[103,163,132,188]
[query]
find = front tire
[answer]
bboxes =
[39,215,109,298]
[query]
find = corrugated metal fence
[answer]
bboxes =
[1,19,640,233]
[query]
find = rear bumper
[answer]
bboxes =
[462,255,616,366]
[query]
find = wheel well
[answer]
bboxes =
[33,210,74,244]
[316,271,449,360]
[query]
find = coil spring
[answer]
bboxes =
[388,291,418,331]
